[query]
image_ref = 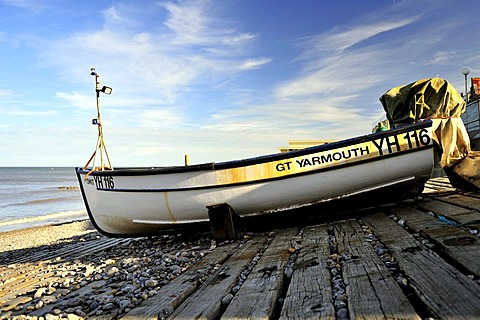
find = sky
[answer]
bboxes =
[0,0,479,167]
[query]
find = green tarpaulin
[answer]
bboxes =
[380,77,469,168]
[380,77,465,125]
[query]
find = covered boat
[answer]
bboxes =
[380,77,480,189]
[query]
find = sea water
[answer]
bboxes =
[0,167,87,232]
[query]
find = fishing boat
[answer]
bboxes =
[76,121,434,236]
[75,72,443,237]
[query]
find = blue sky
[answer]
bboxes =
[0,0,478,167]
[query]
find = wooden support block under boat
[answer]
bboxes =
[207,203,238,242]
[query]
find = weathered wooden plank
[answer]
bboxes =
[47,238,131,262]
[335,219,420,320]
[388,205,480,278]
[0,257,63,282]
[168,235,267,319]
[429,177,451,184]
[0,272,58,307]
[460,189,480,199]
[121,241,240,320]
[435,193,480,210]
[0,238,130,289]
[279,224,335,319]
[424,178,456,192]
[416,198,472,216]
[0,295,33,312]
[416,198,480,228]
[364,213,480,319]
[0,265,49,294]
[6,237,126,265]
[222,228,298,319]
[422,186,440,194]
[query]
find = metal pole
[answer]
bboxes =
[462,67,470,102]
[87,68,112,170]
[95,73,105,168]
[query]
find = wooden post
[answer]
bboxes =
[206,203,237,242]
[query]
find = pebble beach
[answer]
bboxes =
[0,220,220,319]
[0,221,95,253]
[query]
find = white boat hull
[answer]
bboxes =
[76,121,434,236]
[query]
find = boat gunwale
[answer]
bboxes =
[76,120,433,176]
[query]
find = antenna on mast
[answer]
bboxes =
[84,67,113,171]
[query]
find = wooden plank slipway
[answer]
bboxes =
[280,225,335,319]
[334,220,420,320]
[1,177,480,319]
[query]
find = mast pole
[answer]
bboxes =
[85,68,113,171]
[94,70,105,168]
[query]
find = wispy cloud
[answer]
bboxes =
[206,3,457,145]
[102,4,137,26]
[299,17,419,58]
[41,0,261,106]
[0,0,46,12]
[55,92,91,110]
[239,57,272,70]
[428,50,458,65]
[270,1,475,105]
[162,0,217,46]
[124,108,184,128]
[206,95,368,137]
[274,48,387,100]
